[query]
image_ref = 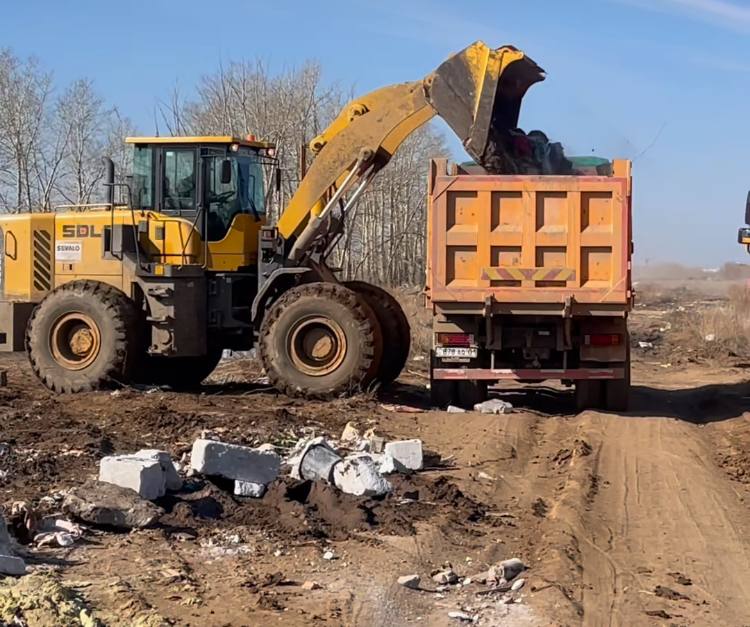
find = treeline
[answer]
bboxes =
[0,52,447,286]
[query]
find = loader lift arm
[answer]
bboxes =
[276,41,545,263]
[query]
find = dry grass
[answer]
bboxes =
[678,286,750,358]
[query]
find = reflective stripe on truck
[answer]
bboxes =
[433,368,624,380]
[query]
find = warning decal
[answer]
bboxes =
[55,241,83,262]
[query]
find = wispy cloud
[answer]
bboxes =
[615,0,750,32]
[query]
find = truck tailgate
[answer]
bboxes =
[427,160,632,306]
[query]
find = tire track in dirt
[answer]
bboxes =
[530,407,750,626]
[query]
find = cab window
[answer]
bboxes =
[206,154,265,241]
[132,146,153,210]
[163,149,196,212]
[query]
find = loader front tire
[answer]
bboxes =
[345,281,410,385]
[26,281,140,393]
[259,282,382,399]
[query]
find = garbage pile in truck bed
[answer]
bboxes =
[477,127,611,176]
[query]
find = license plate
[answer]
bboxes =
[435,346,478,359]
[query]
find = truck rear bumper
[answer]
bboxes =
[433,367,624,381]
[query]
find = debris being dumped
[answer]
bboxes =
[0,512,25,576]
[62,479,163,530]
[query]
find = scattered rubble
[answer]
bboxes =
[62,479,162,530]
[432,568,459,585]
[234,481,266,498]
[0,572,98,626]
[191,439,281,485]
[301,581,321,591]
[448,610,475,622]
[340,422,361,443]
[322,550,335,561]
[447,405,466,413]
[34,518,83,548]
[474,399,513,415]
[398,574,421,589]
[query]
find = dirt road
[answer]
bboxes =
[0,299,749,626]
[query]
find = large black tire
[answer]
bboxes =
[26,280,141,393]
[259,282,383,399]
[604,344,631,412]
[138,348,224,389]
[345,281,410,385]
[430,379,456,408]
[574,380,604,411]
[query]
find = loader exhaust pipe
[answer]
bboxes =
[102,157,115,207]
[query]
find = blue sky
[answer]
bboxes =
[2,0,749,266]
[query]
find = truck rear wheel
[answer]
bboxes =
[345,281,410,385]
[455,380,488,409]
[604,348,631,412]
[259,283,382,399]
[26,280,140,393]
[574,380,604,411]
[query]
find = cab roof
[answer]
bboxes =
[125,135,275,150]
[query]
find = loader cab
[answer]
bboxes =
[125,136,277,270]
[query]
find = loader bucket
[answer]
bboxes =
[428,41,545,168]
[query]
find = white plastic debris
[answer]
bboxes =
[511,577,525,591]
[705,333,716,342]
[322,550,335,560]
[448,611,474,622]
[638,341,654,349]
[234,481,266,498]
[473,399,513,415]
[447,405,466,413]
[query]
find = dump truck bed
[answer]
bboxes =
[427,159,633,310]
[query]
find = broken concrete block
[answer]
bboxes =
[397,574,420,589]
[379,453,398,475]
[135,449,182,491]
[191,439,281,484]
[383,439,423,471]
[291,437,342,482]
[99,455,166,500]
[234,480,266,498]
[332,456,391,497]
[63,479,162,529]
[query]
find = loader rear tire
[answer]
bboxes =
[26,281,140,393]
[345,281,410,385]
[139,349,224,389]
[259,282,382,399]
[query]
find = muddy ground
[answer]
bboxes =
[1,286,749,626]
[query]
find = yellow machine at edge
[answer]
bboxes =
[0,41,545,397]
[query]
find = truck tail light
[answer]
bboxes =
[584,334,622,347]
[437,333,474,347]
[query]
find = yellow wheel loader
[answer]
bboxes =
[0,42,544,397]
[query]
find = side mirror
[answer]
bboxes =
[745,191,750,225]
[221,159,232,185]
[275,168,282,192]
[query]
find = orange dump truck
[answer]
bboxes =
[426,158,633,411]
